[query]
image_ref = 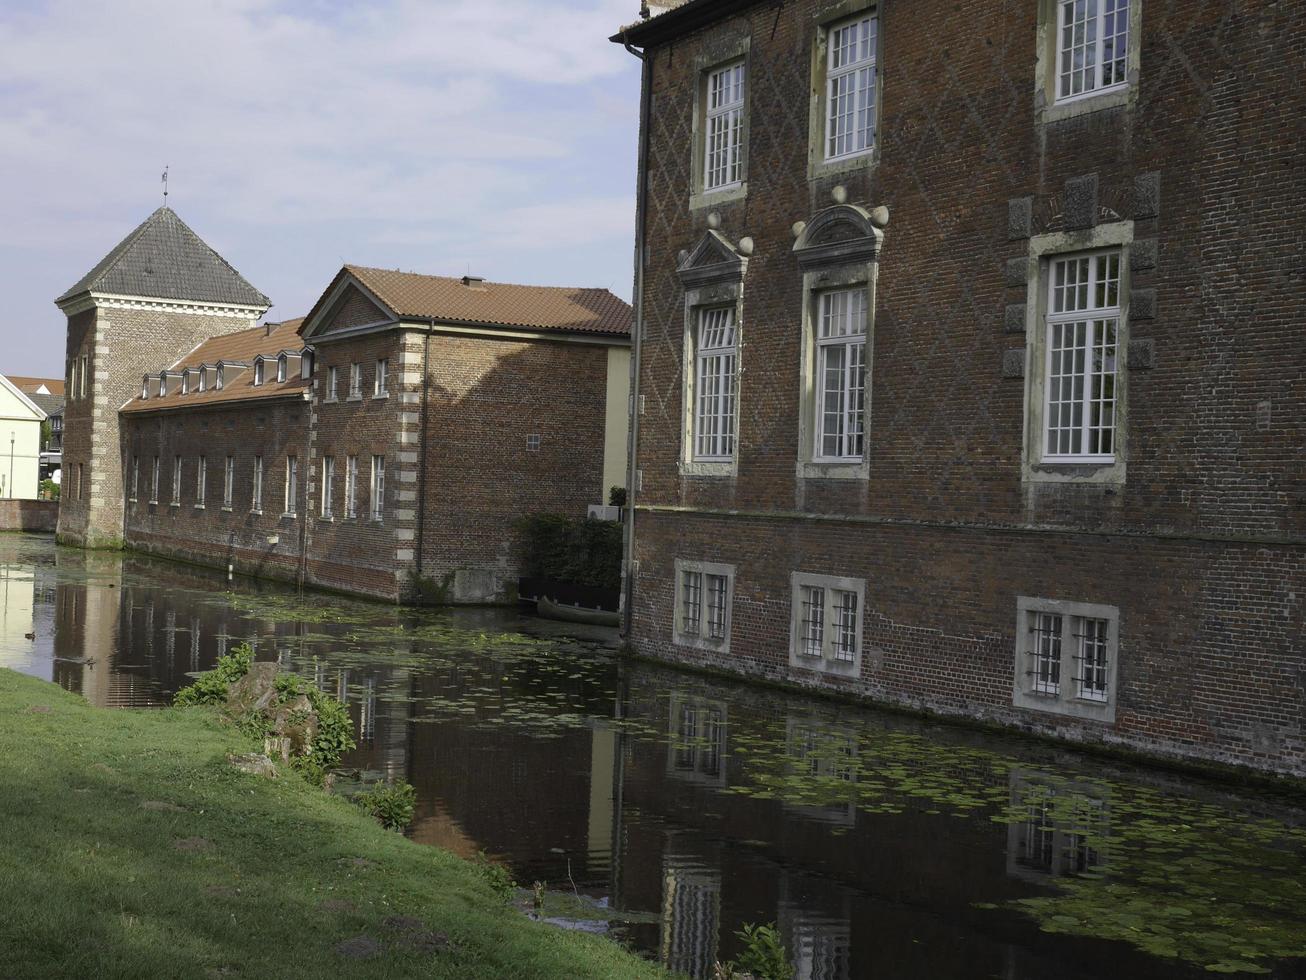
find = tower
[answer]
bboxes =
[54,207,270,547]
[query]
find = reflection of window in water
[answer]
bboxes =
[313,658,326,693]
[667,695,728,786]
[784,718,859,825]
[164,608,176,666]
[190,617,201,673]
[277,646,291,671]
[660,857,721,979]
[360,676,376,744]
[336,669,350,704]
[144,601,154,654]
[780,904,853,980]
[1008,771,1108,881]
[215,623,228,658]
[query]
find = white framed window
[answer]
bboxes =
[825,13,877,161]
[672,559,735,653]
[704,61,745,191]
[814,288,868,461]
[349,363,362,398]
[374,359,388,397]
[253,359,264,386]
[251,456,262,512]
[345,455,358,518]
[321,456,334,517]
[1056,0,1129,102]
[224,456,235,508]
[1043,250,1120,462]
[789,571,865,676]
[196,457,206,506]
[1014,597,1119,722]
[301,350,314,379]
[327,365,338,401]
[150,456,160,503]
[284,456,298,516]
[526,434,541,452]
[370,455,385,521]
[693,308,737,461]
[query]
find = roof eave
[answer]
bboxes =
[611,0,763,47]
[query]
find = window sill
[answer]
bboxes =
[372,392,389,400]
[194,504,205,511]
[680,458,735,478]
[323,397,338,405]
[319,515,334,523]
[1039,84,1132,125]
[170,502,181,509]
[673,632,730,655]
[689,180,747,212]
[281,513,297,520]
[247,508,259,515]
[790,653,860,678]
[798,459,867,481]
[808,146,876,183]
[346,394,363,402]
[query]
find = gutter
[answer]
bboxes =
[610,0,764,48]
[620,31,651,639]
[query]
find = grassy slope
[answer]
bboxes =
[0,669,664,979]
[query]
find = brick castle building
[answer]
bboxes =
[613,0,1304,776]
[58,207,631,602]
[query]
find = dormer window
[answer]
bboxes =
[141,377,150,400]
[181,371,190,395]
[301,349,314,380]
[277,354,287,383]
[253,359,264,386]
[158,373,168,397]
[198,368,207,393]
[216,365,225,390]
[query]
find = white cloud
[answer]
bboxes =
[0,0,642,372]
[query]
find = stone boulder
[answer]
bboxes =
[225,662,280,716]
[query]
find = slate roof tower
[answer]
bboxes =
[55,207,270,547]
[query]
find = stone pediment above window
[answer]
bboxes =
[792,203,888,271]
[676,229,751,289]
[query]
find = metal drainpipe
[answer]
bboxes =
[620,32,650,639]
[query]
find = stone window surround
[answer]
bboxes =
[672,557,736,654]
[1034,0,1142,125]
[806,0,882,183]
[1012,596,1120,724]
[688,32,751,212]
[787,570,865,678]
[1020,221,1133,487]
[793,204,884,481]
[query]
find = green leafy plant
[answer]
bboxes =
[38,478,59,501]
[353,780,417,831]
[174,644,255,706]
[470,851,517,906]
[608,486,627,508]
[733,922,793,980]
[516,514,622,592]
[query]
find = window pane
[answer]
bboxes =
[1073,615,1110,701]
[706,574,728,640]
[826,16,876,159]
[681,571,703,635]
[800,585,825,657]
[832,590,858,662]
[694,308,737,460]
[1030,611,1062,695]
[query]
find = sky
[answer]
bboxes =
[0,0,643,377]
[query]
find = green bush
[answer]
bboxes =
[732,922,794,980]
[174,644,255,706]
[516,514,622,592]
[354,781,417,831]
[39,478,59,501]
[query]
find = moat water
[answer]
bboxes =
[1,533,1303,979]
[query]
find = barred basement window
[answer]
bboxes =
[815,288,868,461]
[693,307,737,461]
[704,61,745,191]
[789,571,865,676]
[825,13,877,162]
[672,559,735,652]
[1013,597,1119,722]
[1056,0,1129,102]
[1043,251,1121,462]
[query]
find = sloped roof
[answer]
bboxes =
[29,393,64,417]
[613,0,757,45]
[57,207,271,309]
[120,318,308,414]
[6,376,65,397]
[338,265,631,337]
[0,375,47,420]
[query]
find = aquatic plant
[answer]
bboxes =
[353,780,417,831]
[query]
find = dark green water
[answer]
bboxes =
[1,533,1303,979]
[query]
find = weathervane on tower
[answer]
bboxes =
[161,165,169,206]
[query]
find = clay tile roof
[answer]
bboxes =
[345,265,631,337]
[57,207,271,309]
[120,318,309,414]
[5,376,65,397]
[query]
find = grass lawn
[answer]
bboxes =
[0,669,667,979]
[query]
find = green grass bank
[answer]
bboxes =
[0,669,665,979]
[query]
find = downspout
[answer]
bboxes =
[620,31,650,639]
[297,389,311,594]
[415,321,433,591]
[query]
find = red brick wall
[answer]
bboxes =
[628,0,1306,774]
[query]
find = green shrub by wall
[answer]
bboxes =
[516,515,622,593]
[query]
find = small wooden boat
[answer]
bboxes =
[537,595,620,627]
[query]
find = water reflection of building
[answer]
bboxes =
[1006,770,1109,883]
[779,879,854,980]
[667,694,728,787]
[0,554,42,679]
[784,717,859,826]
[660,853,722,978]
